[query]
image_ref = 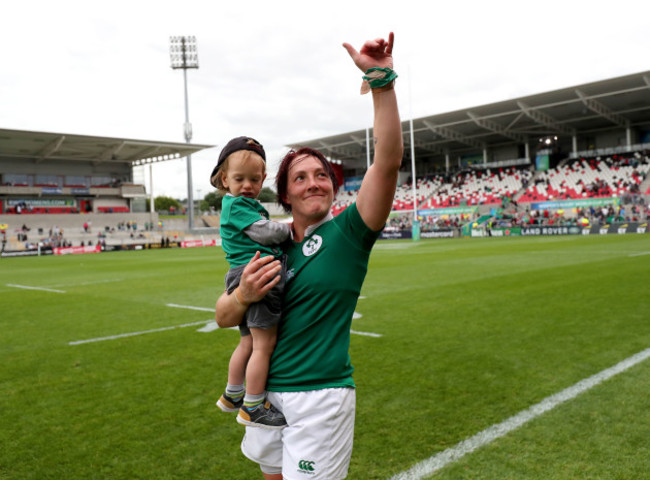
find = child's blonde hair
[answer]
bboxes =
[211,150,266,193]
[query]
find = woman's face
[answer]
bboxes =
[283,155,334,223]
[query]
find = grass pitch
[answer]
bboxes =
[1,234,649,479]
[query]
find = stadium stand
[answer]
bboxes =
[419,166,532,209]
[518,152,649,203]
[0,212,163,250]
[392,176,442,210]
[290,70,650,235]
[3,70,649,246]
[0,129,216,252]
[332,189,359,216]
[328,150,649,233]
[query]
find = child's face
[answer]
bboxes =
[222,153,266,198]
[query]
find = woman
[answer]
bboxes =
[215,32,403,480]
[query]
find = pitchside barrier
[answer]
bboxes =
[3,224,647,257]
[379,222,649,239]
[470,222,649,237]
[380,228,457,240]
[1,238,223,257]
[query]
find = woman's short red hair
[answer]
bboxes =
[275,147,339,213]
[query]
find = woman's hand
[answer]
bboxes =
[215,252,282,328]
[237,251,282,305]
[345,32,403,232]
[343,32,394,73]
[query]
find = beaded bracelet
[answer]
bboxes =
[361,67,398,95]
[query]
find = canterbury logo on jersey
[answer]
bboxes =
[286,268,295,281]
[302,234,323,256]
[298,459,316,474]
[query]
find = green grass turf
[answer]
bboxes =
[1,234,649,479]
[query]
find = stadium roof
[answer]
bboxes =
[0,128,215,166]
[288,70,650,167]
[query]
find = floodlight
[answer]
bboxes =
[169,35,199,229]
[170,36,199,69]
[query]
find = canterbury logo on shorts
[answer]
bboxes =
[298,459,316,474]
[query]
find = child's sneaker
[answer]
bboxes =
[237,400,287,429]
[216,392,243,412]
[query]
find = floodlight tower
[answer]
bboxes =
[170,35,199,230]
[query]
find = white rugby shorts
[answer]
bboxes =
[241,388,356,480]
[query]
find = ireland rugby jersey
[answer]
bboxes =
[267,203,380,391]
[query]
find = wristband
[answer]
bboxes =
[361,67,398,95]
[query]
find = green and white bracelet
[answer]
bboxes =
[360,67,398,94]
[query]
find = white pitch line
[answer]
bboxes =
[167,303,214,312]
[167,303,382,337]
[7,284,66,293]
[629,251,650,257]
[49,278,124,288]
[351,329,382,338]
[375,243,419,250]
[388,347,650,480]
[69,320,211,345]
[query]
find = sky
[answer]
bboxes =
[2,0,649,200]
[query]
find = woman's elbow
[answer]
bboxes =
[214,298,233,328]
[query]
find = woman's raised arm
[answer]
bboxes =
[343,32,404,231]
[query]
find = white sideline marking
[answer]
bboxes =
[69,320,211,345]
[167,303,381,337]
[375,243,418,250]
[211,325,381,338]
[197,321,223,332]
[167,303,214,312]
[68,302,381,344]
[50,278,123,287]
[7,284,66,293]
[629,251,650,257]
[388,347,650,480]
[166,304,237,331]
[351,329,382,338]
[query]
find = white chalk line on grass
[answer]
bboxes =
[49,278,124,288]
[629,251,650,257]
[388,347,650,480]
[69,302,382,345]
[374,243,419,250]
[168,303,382,337]
[69,320,212,345]
[7,283,66,293]
[167,304,383,338]
[166,303,214,312]
[69,303,219,344]
[166,304,238,332]
[351,329,382,338]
